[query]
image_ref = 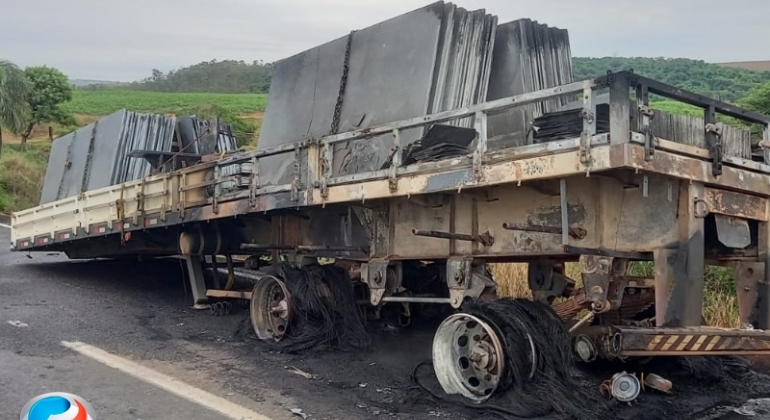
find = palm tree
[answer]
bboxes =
[0,59,31,134]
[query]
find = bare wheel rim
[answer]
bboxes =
[432,313,507,402]
[250,275,292,341]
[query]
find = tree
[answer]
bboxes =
[0,59,31,134]
[738,80,770,115]
[19,65,74,150]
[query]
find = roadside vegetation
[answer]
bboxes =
[3,56,770,328]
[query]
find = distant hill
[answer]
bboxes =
[69,79,123,88]
[79,57,770,105]
[717,61,770,72]
[573,57,770,102]
[90,59,274,94]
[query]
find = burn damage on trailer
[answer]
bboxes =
[11,2,770,418]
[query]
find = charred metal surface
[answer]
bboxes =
[730,262,763,327]
[411,228,494,246]
[580,255,612,312]
[502,222,587,240]
[714,214,751,249]
[527,260,574,303]
[564,246,651,260]
[758,220,770,330]
[622,144,770,196]
[704,188,768,222]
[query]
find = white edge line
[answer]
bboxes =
[61,340,273,420]
[0,223,11,229]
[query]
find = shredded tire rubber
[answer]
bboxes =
[270,263,371,354]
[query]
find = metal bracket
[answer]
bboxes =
[389,128,401,193]
[638,105,655,118]
[362,260,390,306]
[579,109,595,124]
[249,156,259,208]
[705,109,723,176]
[212,165,221,214]
[579,131,592,164]
[446,257,473,308]
[580,255,613,313]
[693,198,709,218]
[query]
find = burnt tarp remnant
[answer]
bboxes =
[486,19,574,151]
[257,1,498,186]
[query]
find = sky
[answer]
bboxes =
[2,0,769,81]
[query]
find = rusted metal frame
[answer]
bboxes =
[763,125,770,165]
[319,79,592,146]
[564,245,652,260]
[248,156,259,208]
[159,174,170,222]
[389,129,402,192]
[306,138,321,191]
[608,72,631,145]
[472,112,488,182]
[704,105,723,176]
[629,133,770,174]
[619,144,770,197]
[132,178,146,226]
[656,182,706,327]
[604,71,770,125]
[580,82,597,166]
[757,201,770,329]
[703,188,768,221]
[559,179,569,245]
[206,289,252,300]
[179,172,187,218]
[411,228,494,247]
[312,145,609,208]
[502,222,587,239]
[212,165,221,214]
[728,261,763,328]
[612,326,770,356]
[636,82,654,161]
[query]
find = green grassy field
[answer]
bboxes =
[61,90,268,115]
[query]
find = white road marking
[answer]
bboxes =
[7,320,29,327]
[0,223,11,229]
[61,341,273,420]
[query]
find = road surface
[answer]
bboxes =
[1,223,769,420]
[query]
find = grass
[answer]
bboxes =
[0,142,49,212]
[61,90,268,116]
[493,262,740,328]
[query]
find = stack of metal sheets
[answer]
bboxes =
[486,18,574,150]
[40,110,177,204]
[178,116,238,156]
[257,2,498,186]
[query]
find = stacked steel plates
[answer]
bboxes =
[257,3,575,185]
[40,111,242,204]
[486,19,573,150]
[257,2,499,185]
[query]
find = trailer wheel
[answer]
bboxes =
[432,313,515,402]
[250,275,292,341]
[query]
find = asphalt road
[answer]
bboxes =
[2,223,770,420]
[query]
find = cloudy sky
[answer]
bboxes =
[3,0,768,81]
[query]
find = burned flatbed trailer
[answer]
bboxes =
[11,70,770,402]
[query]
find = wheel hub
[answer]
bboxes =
[250,275,292,341]
[432,313,506,402]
